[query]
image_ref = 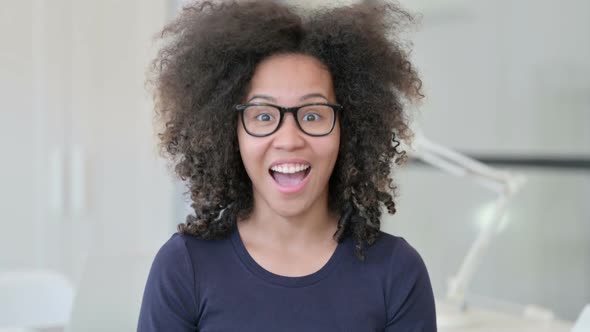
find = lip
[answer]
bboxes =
[268,158,312,194]
[269,158,311,168]
[269,167,312,194]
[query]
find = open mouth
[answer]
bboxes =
[269,164,312,188]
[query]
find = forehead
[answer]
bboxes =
[246,53,336,102]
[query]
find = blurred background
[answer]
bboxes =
[1,0,588,331]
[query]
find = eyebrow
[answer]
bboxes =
[248,93,329,103]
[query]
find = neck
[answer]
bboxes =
[239,192,339,248]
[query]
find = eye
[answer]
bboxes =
[302,113,321,121]
[255,113,274,122]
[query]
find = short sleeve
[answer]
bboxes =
[138,234,198,331]
[384,238,437,332]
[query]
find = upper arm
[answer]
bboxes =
[138,234,198,332]
[384,239,437,332]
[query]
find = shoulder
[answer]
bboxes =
[139,234,202,329]
[155,233,190,260]
[370,232,436,329]
[147,234,197,290]
[152,233,207,270]
[366,231,427,274]
[365,231,433,306]
[153,232,232,270]
[147,232,226,285]
[354,231,431,294]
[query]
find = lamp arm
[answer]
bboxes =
[407,132,526,308]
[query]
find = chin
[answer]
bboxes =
[267,198,311,219]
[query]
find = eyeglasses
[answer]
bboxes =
[235,102,342,137]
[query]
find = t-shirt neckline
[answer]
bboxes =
[230,221,349,288]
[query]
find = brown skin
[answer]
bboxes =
[151,1,422,260]
[237,54,340,276]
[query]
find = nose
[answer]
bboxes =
[272,113,305,150]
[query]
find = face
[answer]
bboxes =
[237,53,341,218]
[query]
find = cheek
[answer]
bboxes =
[317,131,341,171]
[328,124,341,159]
[237,127,254,172]
[237,130,267,175]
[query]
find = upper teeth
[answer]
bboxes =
[270,164,310,174]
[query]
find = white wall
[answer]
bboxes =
[0,0,176,284]
[406,0,590,155]
[0,0,36,268]
[385,0,590,321]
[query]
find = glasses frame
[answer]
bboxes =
[234,102,343,137]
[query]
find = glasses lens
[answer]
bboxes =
[297,105,335,135]
[243,105,281,136]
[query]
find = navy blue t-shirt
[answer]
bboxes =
[138,224,437,331]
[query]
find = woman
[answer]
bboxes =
[138,1,436,331]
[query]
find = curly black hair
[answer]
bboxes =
[150,0,422,260]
